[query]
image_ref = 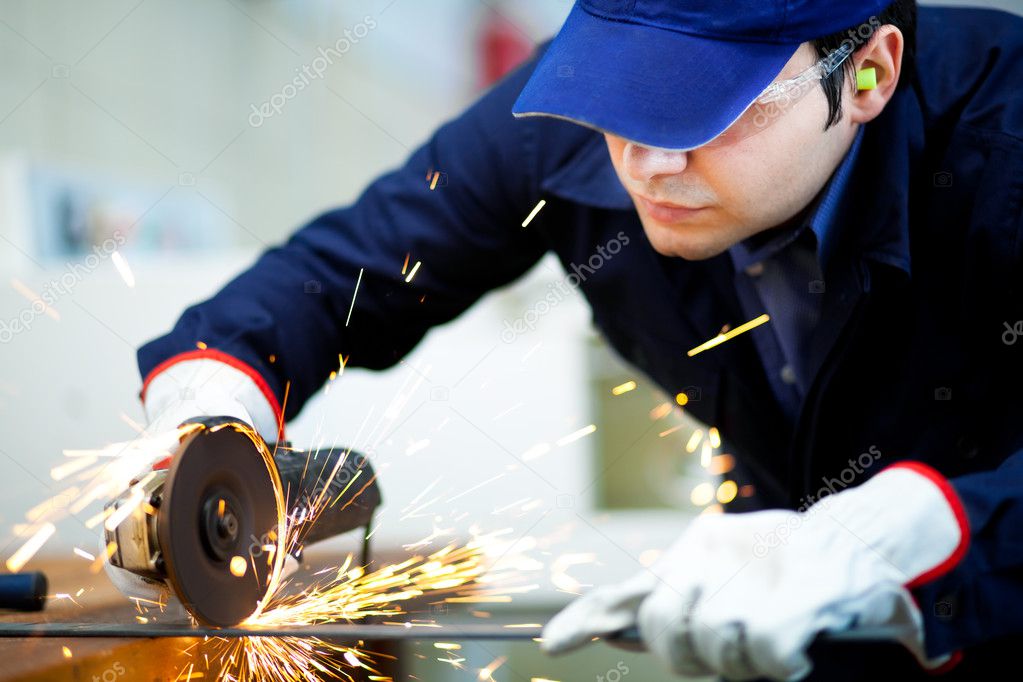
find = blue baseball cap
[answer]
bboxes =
[513,0,889,150]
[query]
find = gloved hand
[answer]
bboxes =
[542,462,968,681]
[142,357,280,442]
[105,355,281,604]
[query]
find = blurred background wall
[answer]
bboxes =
[0,0,707,582]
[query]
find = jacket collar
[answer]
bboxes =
[827,85,921,280]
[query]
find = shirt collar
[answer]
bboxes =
[814,124,865,268]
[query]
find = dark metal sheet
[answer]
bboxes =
[0,622,904,643]
[0,622,544,641]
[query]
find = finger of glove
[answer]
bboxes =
[542,574,657,655]
[741,613,842,682]
[825,583,940,669]
[689,587,848,682]
[637,579,713,678]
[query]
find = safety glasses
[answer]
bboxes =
[688,42,856,150]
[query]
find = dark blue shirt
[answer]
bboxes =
[728,126,866,421]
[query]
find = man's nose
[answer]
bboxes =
[622,141,688,182]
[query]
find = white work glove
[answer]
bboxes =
[542,463,968,681]
[105,356,281,606]
[142,357,280,442]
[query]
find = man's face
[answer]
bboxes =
[605,44,859,260]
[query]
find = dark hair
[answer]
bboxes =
[811,0,917,129]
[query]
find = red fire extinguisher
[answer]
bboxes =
[478,6,534,89]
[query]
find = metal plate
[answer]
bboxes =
[159,424,284,627]
[0,622,904,643]
[0,622,544,640]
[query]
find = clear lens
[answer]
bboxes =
[694,44,855,149]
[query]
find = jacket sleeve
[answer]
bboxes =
[911,156,1023,663]
[138,55,549,420]
[911,448,1023,661]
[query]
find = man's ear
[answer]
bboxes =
[846,25,904,124]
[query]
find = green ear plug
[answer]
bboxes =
[857,67,877,91]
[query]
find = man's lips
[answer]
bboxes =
[636,195,707,223]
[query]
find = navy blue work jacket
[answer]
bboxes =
[140,6,1023,679]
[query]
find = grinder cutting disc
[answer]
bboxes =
[158,423,285,627]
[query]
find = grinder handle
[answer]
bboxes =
[272,445,383,550]
[0,572,48,612]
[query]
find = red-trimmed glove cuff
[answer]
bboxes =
[879,461,970,589]
[140,349,284,440]
[879,461,971,675]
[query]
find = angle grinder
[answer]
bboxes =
[102,418,381,627]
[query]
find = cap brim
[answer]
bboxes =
[513,4,801,150]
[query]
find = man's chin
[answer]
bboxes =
[641,219,731,261]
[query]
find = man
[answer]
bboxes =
[131,0,1023,679]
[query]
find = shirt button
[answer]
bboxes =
[780,365,797,385]
[745,262,765,277]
